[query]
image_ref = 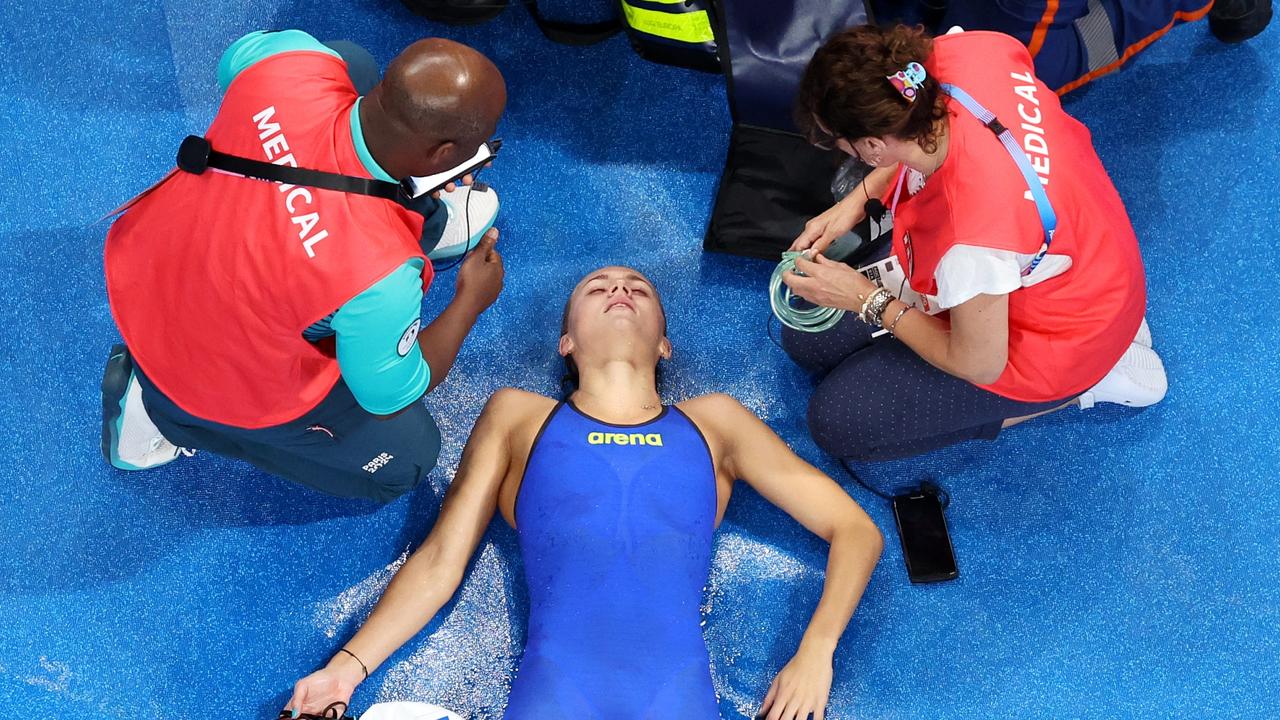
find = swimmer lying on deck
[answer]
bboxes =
[286,266,884,720]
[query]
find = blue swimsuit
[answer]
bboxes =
[505,402,720,719]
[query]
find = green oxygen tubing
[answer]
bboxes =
[768,251,846,333]
[768,228,871,333]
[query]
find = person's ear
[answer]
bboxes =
[855,137,891,167]
[658,337,672,361]
[558,334,574,358]
[426,140,456,167]
[863,137,887,153]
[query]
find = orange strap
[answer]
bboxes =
[1057,0,1215,95]
[1028,0,1061,58]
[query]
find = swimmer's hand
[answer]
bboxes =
[757,643,835,720]
[285,662,360,718]
[455,228,504,313]
[789,194,868,256]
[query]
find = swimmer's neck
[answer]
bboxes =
[572,361,662,422]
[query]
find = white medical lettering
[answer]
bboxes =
[285,187,312,213]
[251,106,331,259]
[262,133,289,160]
[292,212,320,238]
[302,230,330,259]
[1009,71,1052,200]
[252,106,282,139]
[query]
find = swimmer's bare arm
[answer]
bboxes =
[687,394,883,720]
[285,389,523,715]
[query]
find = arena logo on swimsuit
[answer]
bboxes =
[587,432,664,447]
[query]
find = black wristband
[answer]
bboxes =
[337,647,369,679]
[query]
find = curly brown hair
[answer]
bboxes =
[796,24,948,154]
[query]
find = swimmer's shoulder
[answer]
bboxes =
[484,387,560,433]
[676,393,756,446]
[678,392,751,419]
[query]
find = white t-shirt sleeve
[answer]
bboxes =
[933,244,1025,309]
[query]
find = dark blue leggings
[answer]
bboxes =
[782,312,1070,462]
[136,362,440,503]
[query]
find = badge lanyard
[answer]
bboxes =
[890,83,1058,277]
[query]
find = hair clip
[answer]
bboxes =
[886,62,928,103]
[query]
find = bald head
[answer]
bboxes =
[362,39,506,179]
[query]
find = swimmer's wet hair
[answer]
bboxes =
[796,24,948,154]
[558,277,668,396]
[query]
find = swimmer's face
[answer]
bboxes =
[560,266,669,361]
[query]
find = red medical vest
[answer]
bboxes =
[889,31,1146,402]
[105,51,429,429]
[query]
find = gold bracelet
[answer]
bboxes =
[886,305,912,335]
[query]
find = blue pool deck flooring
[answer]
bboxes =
[0,1,1277,717]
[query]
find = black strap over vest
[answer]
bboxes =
[175,135,415,206]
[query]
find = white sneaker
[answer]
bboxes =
[428,184,499,261]
[1133,316,1152,347]
[1078,342,1168,410]
[101,345,193,471]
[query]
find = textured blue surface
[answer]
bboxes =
[1,1,1278,718]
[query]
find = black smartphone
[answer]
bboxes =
[892,488,959,583]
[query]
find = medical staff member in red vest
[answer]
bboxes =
[779,24,1168,461]
[101,30,505,502]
